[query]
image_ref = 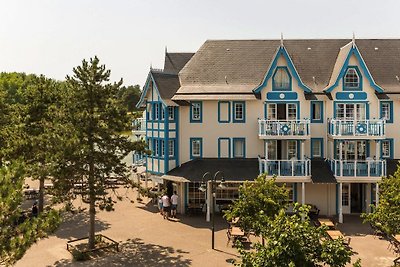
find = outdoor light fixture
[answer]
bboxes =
[198,170,225,250]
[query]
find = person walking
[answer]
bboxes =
[170,191,179,218]
[158,195,163,216]
[161,193,170,219]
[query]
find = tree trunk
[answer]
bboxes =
[38,176,45,212]
[88,162,96,249]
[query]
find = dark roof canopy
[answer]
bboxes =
[167,158,259,182]
[310,158,336,184]
[151,71,181,100]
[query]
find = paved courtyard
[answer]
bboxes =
[16,183,398,267]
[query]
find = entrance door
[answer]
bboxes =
[277,104,286,120]
[351,183,363,213]
[266,103,297,120]
[342,183,351,214]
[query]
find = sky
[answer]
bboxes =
[1,0,400,87]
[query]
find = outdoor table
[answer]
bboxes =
[23,188,39,199]
[318,218,335,228]
[395,235,400,242]
[326,230,344,240]
[231,227,245,237]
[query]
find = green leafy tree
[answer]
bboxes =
[224,174,289,236]
[362,163,400,235]
[237,205,353,267]
[0,162,61,266]
[132,140,151,156]
[117,84,141,112]
[16,75,63,212]
[59,56,134,249]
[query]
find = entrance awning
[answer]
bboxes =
[149,175,164,184]
[311,158,337,184]
[161,175,190,183]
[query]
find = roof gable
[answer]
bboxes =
[253,45,312,93]
[325,43,384,93]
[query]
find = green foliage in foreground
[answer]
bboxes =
[0,163,61,266]
[362,163,400,235]
[225,174,353,267]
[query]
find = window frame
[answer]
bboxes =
[380,101,393,123]
[232,138,246,158]
[381,139,394,159]
[311,138,324,158]
[190,137,203,159]
[218,101,231,123]
[272,66,292,91]
[190,101,202,123]
[232,101,246,123]
[310,101,324,123]
[168,139,174,158]
[343,66,362,91]
[168,106,175,121]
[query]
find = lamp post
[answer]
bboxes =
[199,171,225,250]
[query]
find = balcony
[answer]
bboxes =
[258,157,311,178]
[132,118,146,135]
[258,119,310,139]
[328,159,386,181]
[328,119,385,139]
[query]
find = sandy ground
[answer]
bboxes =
[15,180,398,267]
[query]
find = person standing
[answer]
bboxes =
[170,191,179,218]
[31,201,38,217]
[161,193,170,219]
[158,195,163,216]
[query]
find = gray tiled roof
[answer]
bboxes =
[164,52,195,74]
[179,39,400,93]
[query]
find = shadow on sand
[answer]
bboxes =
[54,211,111,240]
[336,215,373,236]
[52,238,192,267]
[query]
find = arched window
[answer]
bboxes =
[344,67,360,90]
[273,67,291,90]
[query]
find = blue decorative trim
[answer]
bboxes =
[380,101,393,123]
[232,138,246,158]
[175,107,180,166]
[381,138,394,159]
[272,66,292,91]
[190,101,203,123]
[232,101,246,123]
[336,92,367,100]
[310,138,324,158]
[164,105,169,173]
[218,137,231,158]
[136,72,168,108]
[190,137,203,160]
[325,45,384,93]
[253,46,312,94]
[342,66,363,91]
[267,92,298,100]
[310,101,323,123]
[218,101,231,123]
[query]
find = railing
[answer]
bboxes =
[258,119,310,138]
[133,152,146,166]
[132,118,146,132]
[328,159,386,177]
[258,157,311,177]
[328,119,385,137]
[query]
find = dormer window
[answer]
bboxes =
[272,67,291,91]
[343,67,361,90]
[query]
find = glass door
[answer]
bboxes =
[342,183,351,214]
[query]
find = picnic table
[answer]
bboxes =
[227,226,246,246]
[318,218,335,228]
[326,230,344,240]
[394,235,400,243]
[23,188,39,199]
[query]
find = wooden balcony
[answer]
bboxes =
[258,119,310,139]
[258,157,311,180]
[328,119,385,139]
[328,159,386,182]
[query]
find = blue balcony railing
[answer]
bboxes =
[328,119,385,138]
[258,119,310,139]
[258,157,311,177]
[132,118,146,133]
[328,159,386,177]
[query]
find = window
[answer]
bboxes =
[287,140,297,159]
[147,139,152,155]
[335,103,366,120]
[380,101,393,123]
[287,103,297,120]
[218,101,230,123]
[381,139,393,159]
[273,67,291,90]
[160,140,165,157]
[233,101,245,123]
[161,107,165,120]
[190,102,202,123]
[168,140,174,157]
[311,101,323,123]
[190,138,202,159]
[154,139,160,156]
[311,138,323,158]
[154,103,160,120]
[267,103,276,120]
[233,138,245,158]
[343,67,361,90]
[168,106,174,121]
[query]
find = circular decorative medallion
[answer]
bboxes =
[279,93,285,99]
[281,125,290,134]
[357,123,367,134]
[349,93,354,99]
